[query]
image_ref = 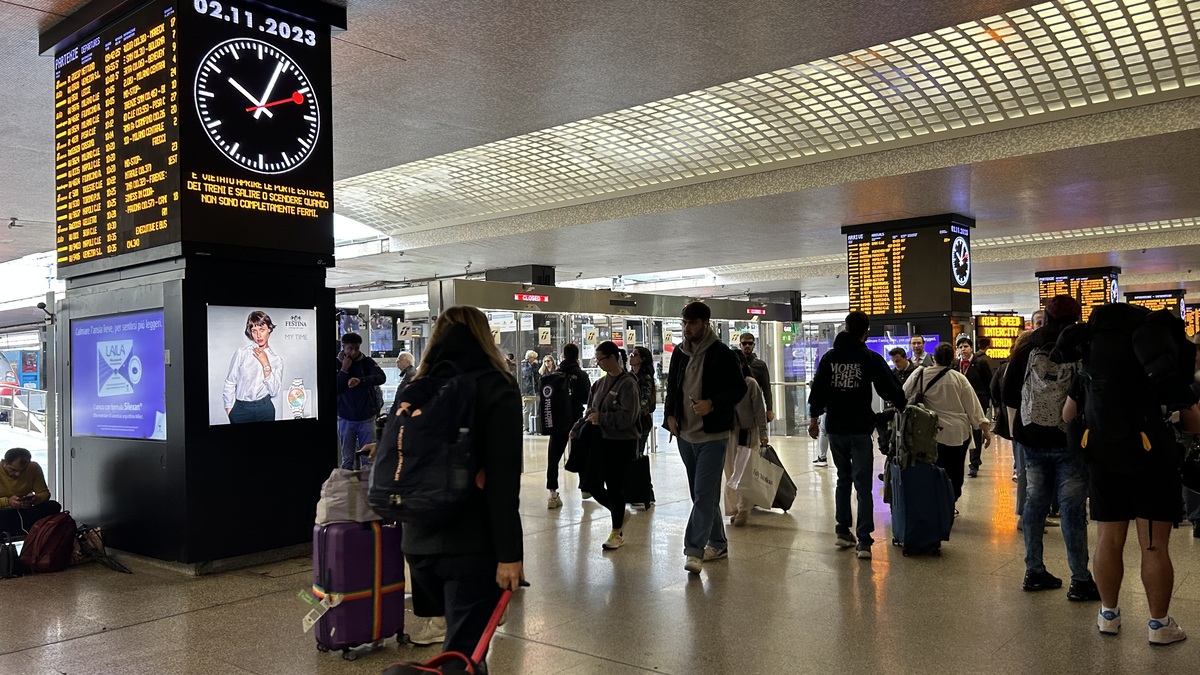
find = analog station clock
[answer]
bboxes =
[194,38,320,175]
[951,236,971,286]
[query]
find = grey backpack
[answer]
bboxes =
[315,468,382,524]
[1019,347,1077,431]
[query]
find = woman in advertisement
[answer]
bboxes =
[222,311,285,423]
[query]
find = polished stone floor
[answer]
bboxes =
[2,430,1198,674]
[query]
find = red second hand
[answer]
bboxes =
[246,91,304,112]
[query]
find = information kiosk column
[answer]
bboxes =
[43,0,346,565]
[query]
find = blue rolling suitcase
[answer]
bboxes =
[889,462,955,556]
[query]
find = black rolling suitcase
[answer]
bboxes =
[625,454,656,508]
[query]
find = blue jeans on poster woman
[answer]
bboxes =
[829,433,875,546]
[338,417,376,469]
[1019,442,1092,582]
[678,437,729,558]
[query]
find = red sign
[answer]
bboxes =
[514,293,550,303]
[746,308,767,315]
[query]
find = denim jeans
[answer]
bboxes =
[1019,442,1091,581]
[678,437,729,558]
[829,433,875,547]
[817,415,829,460]
[338,417,376,469]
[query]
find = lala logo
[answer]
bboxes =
[96,340,139,397]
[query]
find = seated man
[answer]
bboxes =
[0,448,61,537]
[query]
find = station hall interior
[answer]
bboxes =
[4,0,1200,673]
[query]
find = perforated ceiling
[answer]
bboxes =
[335,0,1200,235]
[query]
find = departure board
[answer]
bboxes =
[1036,267,1120,322]
[1125,290,1184,318]
[1185,305,1200,338]
[54,1,179,269]
[50,0,335,278]
[844,215,974,318]
[974,313,1022,361]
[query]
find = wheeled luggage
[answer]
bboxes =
[382,589,515,674]
[625,454,656,508]
[889,461,954,556]
[760,444,796,512]
[312,521,405,660]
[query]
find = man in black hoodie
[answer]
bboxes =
[664,302,747,574]
[336,333,387,469]
[543,343,591,508]
[808,311,906,559]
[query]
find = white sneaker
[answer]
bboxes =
[407,615,447,646]
[812,458,827,467]
[684,555,702,574]
[1148,617,1187,646]
[547,491,562,509]
[602,530,625,550]
[1097,609,1121,636]
[702,546,728,562]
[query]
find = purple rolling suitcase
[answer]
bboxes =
[312,521,405,660]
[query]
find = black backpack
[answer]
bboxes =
[1078,303,1197,473]
[537,371,571,434]
[368,365,489,527]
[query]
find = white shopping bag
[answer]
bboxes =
[724,445,753,516]
[727,447,783,509]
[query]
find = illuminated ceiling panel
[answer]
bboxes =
[335,0,1200,234]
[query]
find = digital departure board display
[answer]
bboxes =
[51,0,334,277]
[843,215,974,318]
[54,1,179,269]
[1037,267,1119,323]
[1184,304,1200,338]
[1125,290,1184,318]
[974,313,1022,361]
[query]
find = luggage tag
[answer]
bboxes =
[301,593,343,633]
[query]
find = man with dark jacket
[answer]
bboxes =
[664,302,747,574]
[739,332,774,421]
[956,336,994,478]
[336,332,387,469]
[543,343,591,509]
[808,311,906,560]
[1001,295,1099,600]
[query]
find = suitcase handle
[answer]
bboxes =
[472,589,513,665]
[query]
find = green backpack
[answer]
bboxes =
[893,368,948,468]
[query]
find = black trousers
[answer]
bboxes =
[969,429,984,471]
[589,438,636,530]
[936,441,970,502]
[407,553,503,660]
[0,500,62,537]
[545,431,570,490]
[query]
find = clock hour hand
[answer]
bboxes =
[253,61,285,120]
[228,77,273,118]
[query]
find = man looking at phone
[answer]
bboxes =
[0,448,61,537]
[337,333,387,470]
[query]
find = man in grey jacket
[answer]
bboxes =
[665,302,748,575]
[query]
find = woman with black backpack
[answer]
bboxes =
[571,341,642,551]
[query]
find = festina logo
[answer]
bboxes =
[284,314,308,328]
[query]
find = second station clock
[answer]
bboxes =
[194,38,320,175]
[951,235,971,286]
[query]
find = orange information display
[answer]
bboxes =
[1036,267,1120,322]
[1125,290,1184,318]
[1185,304,1200,338]
[974,313,1022,361]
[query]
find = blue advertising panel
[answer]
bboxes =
[70,310,167,440]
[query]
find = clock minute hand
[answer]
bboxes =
[228,77,273,118]
[253,61,285,120]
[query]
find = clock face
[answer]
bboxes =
[194,39,320,175]
[951,236,971,286]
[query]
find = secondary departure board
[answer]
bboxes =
[1185,305,1200,338]
[1036,267,1120,323]
[974,313,1022,361]
[1125,290,1184,318]
[50,0,335,278]
[54,1,179,268]
[844,215,974,318]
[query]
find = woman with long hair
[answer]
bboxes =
[629,346,656,456]
[571,341,642,550]
[401,305,525,665]
[540,354,557,377]
[724,349,769,526]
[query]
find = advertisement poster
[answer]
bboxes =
[70,310,167,440]
[864,335,940,362]
[207,306,318,425]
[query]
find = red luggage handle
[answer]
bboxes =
[389,590,515,674]
[472,589,513,665]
